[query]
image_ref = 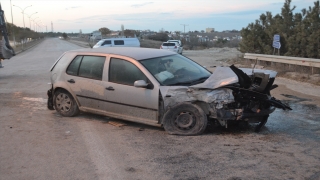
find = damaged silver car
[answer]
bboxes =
[47,47,291,135]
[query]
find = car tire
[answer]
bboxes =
[53,89,79,117]
[163,102,207,136]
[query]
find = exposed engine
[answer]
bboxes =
[211,65,291,131]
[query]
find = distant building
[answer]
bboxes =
[206,28,215,33]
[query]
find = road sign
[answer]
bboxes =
[273,34,280,42]
[272,41,281,49]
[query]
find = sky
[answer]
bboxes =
[0,0,317,33]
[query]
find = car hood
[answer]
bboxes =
[190,66,277,89]
[190,67,238,89]
[159,66,277,108]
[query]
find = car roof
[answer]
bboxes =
[68,47,176,61]
[168,40,180,42]
[99,38,138,41]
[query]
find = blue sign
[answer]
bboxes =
[273,34,280,42]
[272,41,281,49]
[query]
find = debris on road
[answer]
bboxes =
[108,121,126,127]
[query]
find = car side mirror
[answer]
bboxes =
[134,80,148,88]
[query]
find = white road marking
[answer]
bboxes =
[78,121,124,180]
[22,97,47,103]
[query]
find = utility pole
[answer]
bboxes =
[13,4,32,50]
[181,24,188,34]
[31,17,38,31]
[51,21,53,32]
[26,12,37,29]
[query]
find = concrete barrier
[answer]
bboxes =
[13,39,44,55]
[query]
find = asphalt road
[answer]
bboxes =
[0,38,320,180]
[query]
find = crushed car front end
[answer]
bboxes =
[159,65,291,133]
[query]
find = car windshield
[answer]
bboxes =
[140,54,211,86]
[96,40,104,45]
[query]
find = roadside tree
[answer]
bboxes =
[99,27,111,37]
[62,33,68,39]
[240,0,320,58]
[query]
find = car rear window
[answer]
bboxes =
[78,56,105,80]
[162,43,176,46]
[66,55,105,80]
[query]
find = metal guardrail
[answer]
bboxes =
[244,53,320,68]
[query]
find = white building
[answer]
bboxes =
[90,31,102,40]
[206,28,215,33]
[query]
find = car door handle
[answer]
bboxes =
[106,86,114,91]
[67,79,75,83]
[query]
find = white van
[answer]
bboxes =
[93,38,140,48]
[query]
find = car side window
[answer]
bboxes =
[67,55,105,80]
[102,40,111,46]
[109,58,147,86]
[114,40,124,45]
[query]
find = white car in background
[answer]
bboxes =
[160,42,183,54]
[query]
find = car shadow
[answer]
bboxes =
[70,112,272,136]
[204,121,267,135]
[77,112,165,132]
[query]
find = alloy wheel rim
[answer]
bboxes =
[56,93,72,112]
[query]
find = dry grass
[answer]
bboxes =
[139,39,162,49]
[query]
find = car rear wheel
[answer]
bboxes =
[163,103,207,136]
[54,89,79,117]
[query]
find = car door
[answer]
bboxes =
[64,55,107,110]
[100,56,160,125]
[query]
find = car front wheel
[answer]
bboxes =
[53,89,79,117]
[163,103,207,135]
